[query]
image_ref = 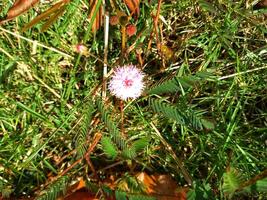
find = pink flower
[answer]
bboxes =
[74,44,87,55]
[108,65,145,100]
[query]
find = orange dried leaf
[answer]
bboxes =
[123,0,140,16]
[136,172,188,200]
[7,0,39,18]
[88,0,103,33]
[63,189,99,200]
[41,5,66,32]
[0,0,39,23]
[22,0,67,32]
[255,0,267,8]
[74,179,86,191]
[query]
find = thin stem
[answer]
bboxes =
[150,122,193,186]
[0,26,72,58]
[218,65,267,80]
[146,0,162,54]
[121,25,126,62]
[120,100,125,136]
[102,13,109,101]
[236,169,267,192]
[39,133,102,190]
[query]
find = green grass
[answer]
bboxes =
[0,0,266,199]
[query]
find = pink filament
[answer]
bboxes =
[123,79,133,87]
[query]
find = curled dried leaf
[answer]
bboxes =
[259,0,267,7]
[22,0,67,32]
[136,172,188,200]
[254,0,267,9]
[123,0,140,17]
[88,0,103,33]
[4,0,39,22]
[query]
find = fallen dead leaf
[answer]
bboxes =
[21,0,68,32]
[0,0,39,23]
[59,172,188,200]
[258,0,267,7]
[137,172,188,200]
[61,189,98,200]
[88,0,103,33]
[123,0,140,17]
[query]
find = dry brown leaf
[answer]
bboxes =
[258,0,267,7]
[57,179,93,200]
[2,0,39,23]
[61,188,114,200]
[254,0,267,9]
[67,178,86,193]
[88,0,103,33]
[137,172,188,200]
[40,5,66,32]
[123,0,140,17]
[58,172,187,200]
[61,189,99,200]
[21,0,68,32]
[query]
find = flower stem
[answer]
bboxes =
[120,100,125,136]
[121,25,126,62]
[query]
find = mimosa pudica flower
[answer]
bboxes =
[108,65,145,100]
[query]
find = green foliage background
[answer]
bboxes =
[0,0,266,199]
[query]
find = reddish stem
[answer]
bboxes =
[120,100,125,136]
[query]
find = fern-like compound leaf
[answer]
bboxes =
[122,147,137,159]
[96,99,127,150]
[115,190,128,200]
[132,137,150,152]
[75,99,94,158]
[101,136,118,160]
[149,98,213,130]
[222,170,242,198]
[36,176,69,200]
[148,71,215,95]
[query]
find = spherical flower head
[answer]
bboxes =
[74,44,87,55]
[110,15,119,26]
[108,65,145,100]
[126,24,137,37]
